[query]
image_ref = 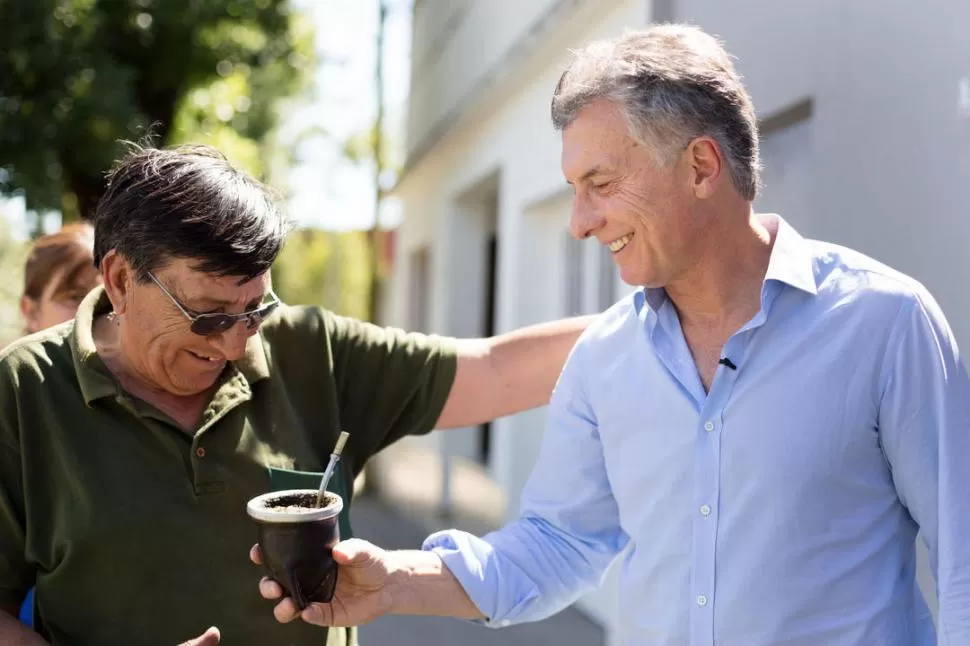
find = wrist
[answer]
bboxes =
[383,548,486,620]
[384,549,441,615]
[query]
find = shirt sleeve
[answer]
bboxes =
[877,288,970,644]
[325,312,458,460]
[423,338,628,626]
[0,359,31,608]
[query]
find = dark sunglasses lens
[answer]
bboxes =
[190,315,235,336]
[190,300,278,335]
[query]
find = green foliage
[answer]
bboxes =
[0,0,315,220]
[272,228,372,320]
[0,219,27,347]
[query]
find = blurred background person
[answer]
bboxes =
[15,221,99,629]
[20,222,100,335]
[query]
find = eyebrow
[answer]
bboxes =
[566,165,607,185]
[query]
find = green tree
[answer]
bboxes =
[0,0,314,223]
[0,216,27,347]
[272,228,371,320]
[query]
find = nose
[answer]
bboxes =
[568,195,605,240]
[207,320,256,362]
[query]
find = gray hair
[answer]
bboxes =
[551,24,761,200]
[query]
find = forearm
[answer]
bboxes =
[0,607,48,646]
[384,550,485,620]
[437,315,594,428]
[487,314,595,411]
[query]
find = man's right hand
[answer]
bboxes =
[177,626,220,646]
[251,538,394,627]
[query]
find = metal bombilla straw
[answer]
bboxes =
[316,431,350,508]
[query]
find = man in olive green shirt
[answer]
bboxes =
[0,145,591,646]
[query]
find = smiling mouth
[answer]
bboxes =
[608,234,633,253]
[188,350,222,363]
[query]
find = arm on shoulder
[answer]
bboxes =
[435,314,596,429]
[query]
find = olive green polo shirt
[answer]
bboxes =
[0,287,457,646]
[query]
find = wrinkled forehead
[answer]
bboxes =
[561,128,636,183]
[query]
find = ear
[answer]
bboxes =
[686,137,723,199]
[20,295,38,334]
[99,250,131,315]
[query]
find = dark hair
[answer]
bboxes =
[93,143,288,282]
[23,222,97,300]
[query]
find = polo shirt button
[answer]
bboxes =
[697,595,708,607]
[196,447,206,458]
[704,421,715,432]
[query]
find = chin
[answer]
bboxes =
[620,268,658,288]
[167,373,221,397]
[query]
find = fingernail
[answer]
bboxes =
[302,606,322,624]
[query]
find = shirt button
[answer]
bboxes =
[196,447,206,458]
[704,421,715,432]
[700,504,712,517]
[696,595,708,607]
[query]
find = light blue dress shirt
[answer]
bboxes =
[424,215,970,645]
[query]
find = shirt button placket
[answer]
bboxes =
[191,442,209,494]
[691,409,722,646]
[693,339,740,644]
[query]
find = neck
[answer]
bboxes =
[665,203,774,326]
[92,313,154,394]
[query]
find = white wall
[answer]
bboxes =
[409,0,583,161]
[390,0,650,638]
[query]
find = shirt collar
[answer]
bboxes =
[70,286,271,406]
[635,213,818,319]
[70,287,118,405]
[236,334,271,384]
[761,213,818,296]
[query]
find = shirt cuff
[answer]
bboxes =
[422,529,538,628]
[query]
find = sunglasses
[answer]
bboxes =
[147,271,280,336]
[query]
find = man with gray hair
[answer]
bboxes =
[255,24,970,645]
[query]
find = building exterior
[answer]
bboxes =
[377,0,969,642]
